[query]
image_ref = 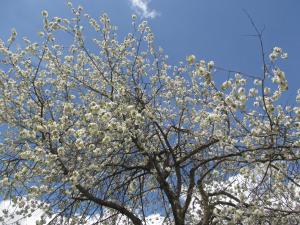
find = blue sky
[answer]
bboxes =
[0,0,299,94]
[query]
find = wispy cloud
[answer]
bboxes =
[129,0,159,19]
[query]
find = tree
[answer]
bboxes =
[0,4,299,225]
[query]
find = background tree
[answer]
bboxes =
[0,3,299,225]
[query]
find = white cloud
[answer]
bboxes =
[129,0,159,19]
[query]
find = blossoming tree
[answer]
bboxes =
[0,4,299,225]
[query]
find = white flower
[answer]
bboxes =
[75,139,84,149]
[102,135,111,143]
[248,88,258,97]
[41,10,48,17]
[254,79,262,85]
[11,28,17,37]
[273,46,282,54]
[208,60,214,70]
[264,87,271,95]
[186,54,196,64]
[281,52,288,59]
[132,14,137,21]
[221,80,232,90]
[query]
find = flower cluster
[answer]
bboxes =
[0,4,298,225]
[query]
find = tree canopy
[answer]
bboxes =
[0,4,299,225]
